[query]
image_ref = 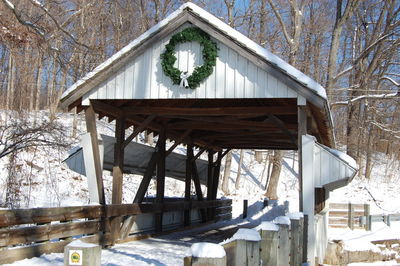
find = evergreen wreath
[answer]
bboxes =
[161,27,218,89]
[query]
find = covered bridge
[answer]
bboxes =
[59,3,355,264]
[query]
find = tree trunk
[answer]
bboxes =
[221,150,232,195]
[235,149,244,190]
[264,150,283,200]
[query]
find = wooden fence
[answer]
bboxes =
[0,199,232,264]
[328,203,370,230]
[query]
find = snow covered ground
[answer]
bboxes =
[1,111,400,265]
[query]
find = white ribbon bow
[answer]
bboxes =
[180,72,189,88]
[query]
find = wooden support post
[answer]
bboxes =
[277,222,291,266]
[259,225,279,266]
[298,105,307,212]
[364,204,371,231]
[348,203,354,230]
[211,151,222,219]
[84,105,105,204]
[384,215,391,227]
[302,214,308,263]
[290,217,301,266]
[184,144,193,226]
[110,117,125,244]
[243,200,248,219]
[211,151,222,200]
[207,150,214,221]
[155,128,166,233]
[192,162,206,223]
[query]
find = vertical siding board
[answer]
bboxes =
[132,54,141,98]
[254,67,265,98]
[245,60,256,98]
[195,41,206,98]
[150,43,162,99]
[106,74,116,99]
[115,68,125,99]
[268,75,278,98]
[321,150,330,186]
[215,43,227,98]
[276,80,288,98]
[225,49,236,98]
[124,61,134,99]
[235,54,246,98]
[287,84,297,97]
[134,53,147,98]
[314,146,321,187]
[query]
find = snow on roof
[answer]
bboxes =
[325,147,358,169]
[287,212,304,220]
[61,2,327,102]
[190,242,226,258]
[255,221,279,232]
[273,216,291,226]
[220,228,261,245]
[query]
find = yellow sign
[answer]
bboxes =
[69,249,83,265]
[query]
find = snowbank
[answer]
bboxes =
[256,221,279,232]
[220,228,261,245]
[273,216,291,226]
[190,242,225,258]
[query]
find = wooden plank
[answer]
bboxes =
[0,233,111,265]
[123,114,156,148]
[112,117,125,205]
[330,203,365,210]
[0,220,102,247]
[84,105,105,204]
[268,114,297,145]
[329,211,365,217]
[155,129,166,233]
[166,129,192,156]
[110,117,125,243]
[123,106,298,116]
[192,162,206,222]
[0,205,103,227]
[298,105,307,212]
[184,144,193,226]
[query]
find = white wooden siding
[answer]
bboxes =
[83,24,298,103]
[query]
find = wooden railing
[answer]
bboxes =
[329,203,370,230]
[0,199,232,264]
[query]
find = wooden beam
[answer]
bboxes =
[122,106,298,116]
[123,114,156,148]
[119,148,158,239]
[191,162,206,222]
[268,114,297,145]
[155,128,166,233]
[298,106,307,212]
[92,100,222,151]
[166,129,192,156]
[184,144,193,226]
[206,151,214,221]
[168,120,297,130]
[110,117,125,243]
[84,105,105,204]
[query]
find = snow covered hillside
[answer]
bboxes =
[1,111,399,216]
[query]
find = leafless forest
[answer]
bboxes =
[0,0,399,196]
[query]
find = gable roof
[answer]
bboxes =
[59,2,334,147]
[60,3,327,107]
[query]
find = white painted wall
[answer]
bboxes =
[82,24,298,103]
[302,135,357,265]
